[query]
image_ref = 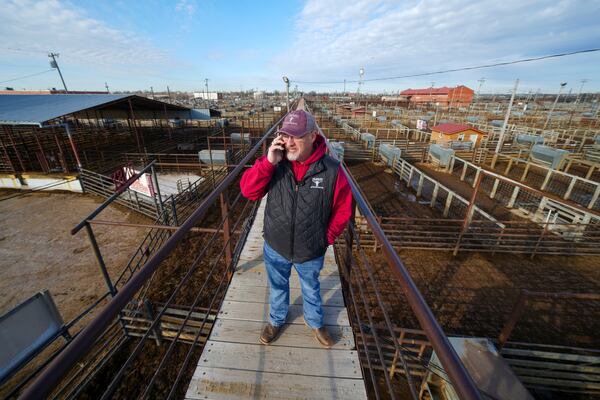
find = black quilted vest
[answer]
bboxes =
[264,155,340,263]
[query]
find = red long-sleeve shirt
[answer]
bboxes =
[240,135,352,245]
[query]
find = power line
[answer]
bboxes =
[0,69,54,84]
[0,46,48,55]
[292,48,600,85]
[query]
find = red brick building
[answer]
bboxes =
[400,85,474,108]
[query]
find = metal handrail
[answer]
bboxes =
[19,109,289,400]
[307,101,483,400]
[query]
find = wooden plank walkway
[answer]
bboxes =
[185,197,367,399]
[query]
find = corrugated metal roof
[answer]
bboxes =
[0,94,202,126]
[0,94,130,125]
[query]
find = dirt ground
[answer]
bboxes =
[347,160,600,349]
[349,160,440,218]
[367,249,600,348]
[0,190,150,322]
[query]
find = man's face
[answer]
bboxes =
[280,131,317,162]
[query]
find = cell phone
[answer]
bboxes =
[277,134,286,153]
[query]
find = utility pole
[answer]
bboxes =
[282,76,290,112]
[495,78,519,155]
[150,86,155,99]
[429,82,435,108]
[48,52,68,93]
[167,86,172,101]
[543,82,567,130]
[343,79,346,95]
[104,82,110,93]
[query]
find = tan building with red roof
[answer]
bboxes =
[431,123,485,148]
[400,85,474,108]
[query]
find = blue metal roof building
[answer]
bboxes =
[0,94,214,174]
[0,94,210,126]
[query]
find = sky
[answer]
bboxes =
[1,0,600,95]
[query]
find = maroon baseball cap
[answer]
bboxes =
[277,110,317,137]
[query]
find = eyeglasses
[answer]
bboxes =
[279,132,312,141]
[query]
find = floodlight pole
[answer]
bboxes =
[495,78,519,155]
[49,52,69,93]
[283,76,290,112]
[543,82,567,130]
[473,78,485,111]
[205,78,210,108]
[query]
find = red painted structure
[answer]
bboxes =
[401,85,474,108]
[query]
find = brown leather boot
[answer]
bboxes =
[259,323,281,345]
[313,327,334,348]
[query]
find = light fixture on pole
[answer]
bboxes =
[205,78,210,108]
[357,67,365,96]
[575,79,589,105]
[282,76,290,112]
[543,82,567,130]
[473,78,485,110]
[495,79,519,155]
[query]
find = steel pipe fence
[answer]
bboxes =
[314,102,600,258]
[485,154,600,210]
[79,168,159,219]
[444,155,600,226]
[355,216,600,256]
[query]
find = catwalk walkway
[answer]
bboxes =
[185,195,367,399]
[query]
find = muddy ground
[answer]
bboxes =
[0,190,151,398]
[0,190,150,321]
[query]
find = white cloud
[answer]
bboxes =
[271,0,600,91]
[175,0,197,16]
[0,0,169,68]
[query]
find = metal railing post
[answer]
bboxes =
[84,222,116,297]
[144,300,163,346]
[170,194,178,226]
[220,191,233,272]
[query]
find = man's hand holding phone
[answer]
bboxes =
[267,134,286,166]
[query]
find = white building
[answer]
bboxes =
[193,92,221,100]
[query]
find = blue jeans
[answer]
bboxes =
[263,242,325,329]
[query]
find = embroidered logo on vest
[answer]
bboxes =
[310,177,324,189]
